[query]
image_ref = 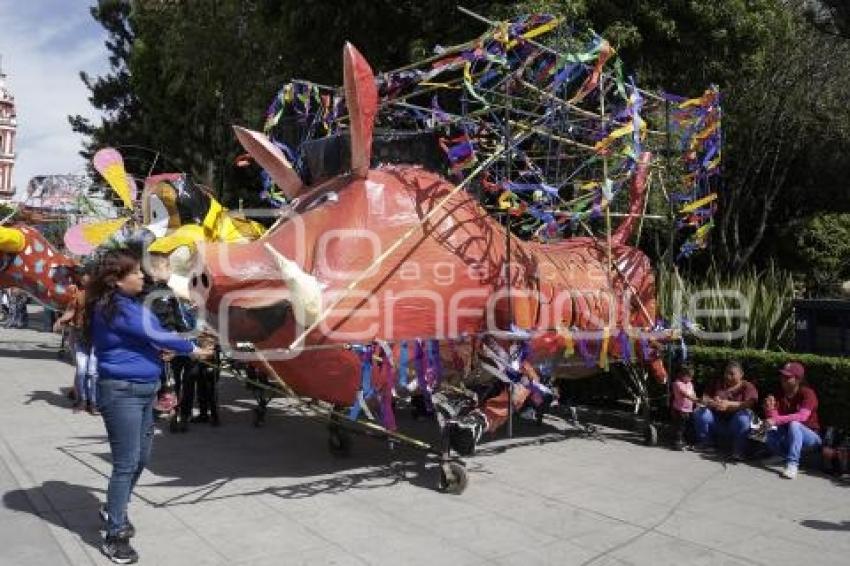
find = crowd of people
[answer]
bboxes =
[2,249,219,563]
[41,255,221,427]
[671,359,825,480]
[1,286,29,329]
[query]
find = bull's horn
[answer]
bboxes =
[263,242,324,328]
[343,42,377,179]
[0,225,25,253]
[233,126,305,199]
[168,273,191,301]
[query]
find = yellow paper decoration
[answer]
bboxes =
[0,226,25,253]
[80,218,130,246]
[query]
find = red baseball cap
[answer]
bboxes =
[779,362,805,381]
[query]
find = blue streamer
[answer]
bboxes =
[348,345,374,421]
[397,341,409,387]
[414,340,433,412]
[429,339,443,388]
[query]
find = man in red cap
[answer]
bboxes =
[763,361,822,479]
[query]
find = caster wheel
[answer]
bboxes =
[438,462,468,495]
[328,427,352,457]
[644,424,658,446]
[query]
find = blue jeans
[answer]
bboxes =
[97,379,159,536]
[74,340,98,404]
[766,421,821,465]
[694,407,752,455]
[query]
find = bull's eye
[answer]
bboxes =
[201,273,210,288]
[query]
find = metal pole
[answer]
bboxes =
[664,98,676,270]
[504,78,514,439]
[601,76,612,290]
[506,216,514,439]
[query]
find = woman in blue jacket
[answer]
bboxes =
[83,249,211,564]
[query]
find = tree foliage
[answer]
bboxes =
[72,0,496,205]
[513,0,850,274]
[73,0,850,282]
[790,213,850,295]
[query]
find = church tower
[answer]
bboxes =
[0,55,18,199]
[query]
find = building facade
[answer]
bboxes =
[0,55,16,200]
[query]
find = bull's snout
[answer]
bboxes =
[192,241,299,344]
[189,264,212,300]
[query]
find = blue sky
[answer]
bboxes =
[0,0,109,197]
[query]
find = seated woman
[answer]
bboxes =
[763,362,821,480]
[693,360,758,459]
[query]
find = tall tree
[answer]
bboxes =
[513,0,850,273]
[68,1,143,166]
[805,0,850,37]
[72,0,497,205]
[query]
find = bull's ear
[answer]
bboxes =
[0,225,25,253]
[343,42,377,179]
[233,126,305,199]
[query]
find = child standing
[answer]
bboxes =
[671,364,700,450]
[54,270,98,414]
[142,253,193,420]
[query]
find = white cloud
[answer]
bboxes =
[0,0,109,199]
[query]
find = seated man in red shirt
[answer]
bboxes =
[694,360,758,459]
[764,361,821,480]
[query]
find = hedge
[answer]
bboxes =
[688,346,850,430]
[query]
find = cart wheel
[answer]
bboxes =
[328,427,352,457]
[644,424,658,446]
[438,462,468,495]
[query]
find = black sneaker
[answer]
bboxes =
[101,530,138,564]
[99,506,136,538]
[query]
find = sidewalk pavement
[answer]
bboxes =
[1,309,849,565]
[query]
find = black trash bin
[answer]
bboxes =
[794,299,850,356]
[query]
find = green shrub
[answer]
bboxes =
[792,213,850,296]
[657,263,795,351]
[689,346,850,429]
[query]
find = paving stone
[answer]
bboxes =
[2,318,850,566]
